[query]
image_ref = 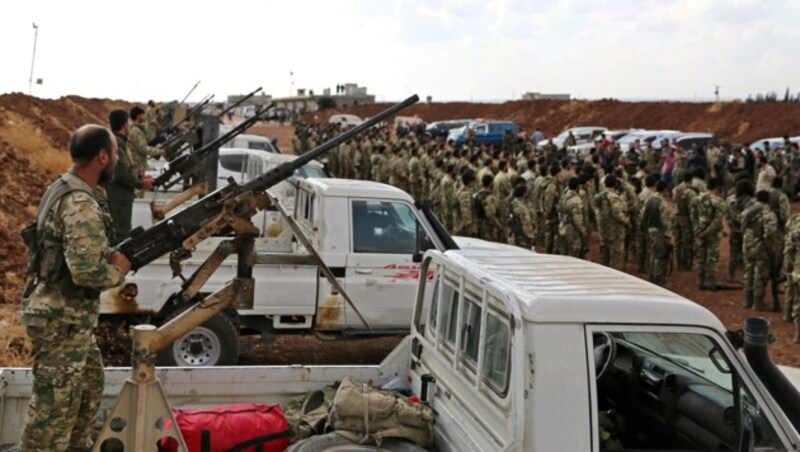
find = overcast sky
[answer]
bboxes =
[1,0,798,103]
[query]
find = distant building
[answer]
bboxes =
[272,83,375,112]
[225,93,273,106]
[521,92,571,101]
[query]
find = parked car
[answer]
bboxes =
[220,133,279,153]
[447,121,518,148]
[750,136,800,152]
[425,119,472,139]
[673,132,718,150]
[567,129,640,156]
[617,130,682,151]
[540,126,608,150]
[328,114,364,128]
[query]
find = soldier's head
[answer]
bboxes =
[567,177,579,191]
[756,190,770,204]
[757,155,767,167]
[707,177,720,192]
[644,173,658,189]
[130,106,146,124]
[655,180,668,193]
[108,109,129,135]
[792,143,800,154]
[482,174,494,189]
[498,160,508,172]
[692,167,706,181]
[445,163,455,175]
[513,184,528,198]
[462,170,477,187]
[772,176,783,190]
[69,124,118,186]
[604,174,618,189]
[736,179,755,198]
[549,163,561,177]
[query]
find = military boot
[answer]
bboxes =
[794,318,800,344]
[753,293,769,312]
[744,291,754,309]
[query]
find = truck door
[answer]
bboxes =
[344,199,432,330]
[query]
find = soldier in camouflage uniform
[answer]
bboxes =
[407,146,424,200]
[786,143,800,201]
[557,177,588,258]
[768,177,791,311]
[540,164,562,254]
[371,143,386,183]
[725,178,756,282]
[474,174,504,241]
[437,163,457,232]
[692,177,725,290]
[672,168,700,270]
[742,189,778,311]
[508,184,536,249]
[593,175,629,270]
[128,106,164,179]
[101,110,154,245]
[641,180,673,286]
[19,125,132,451]
[455,171,478,237]
[388,146,410,192]
[529,162,549,247]
[783,213,800,330]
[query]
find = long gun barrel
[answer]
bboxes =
[218,87,262,119]
[118,94,419,270]
[153,102,274,190]
[151,95,215,146]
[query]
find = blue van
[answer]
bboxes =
[447,121,518,148]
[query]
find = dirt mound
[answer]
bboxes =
[312,99,800,143]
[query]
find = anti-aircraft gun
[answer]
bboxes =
[147,101,274,222]
[94,95,420,451]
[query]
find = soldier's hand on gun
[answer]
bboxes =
[109,251,132,274]
[142,176,155,191]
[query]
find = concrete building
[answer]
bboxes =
[272,83,375,112]
[521,92,571,101]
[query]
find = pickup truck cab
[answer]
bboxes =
[447,121,518,148]
[3,247,799,450]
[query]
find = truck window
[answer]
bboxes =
[592,330,783,451]
[460,297,481,365]
[219,154,245,173]
[351,200,420,254]
[483,312,510,395]
[488,123,501,133]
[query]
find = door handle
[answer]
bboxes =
[355,268,373,275]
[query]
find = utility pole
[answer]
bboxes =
[289,71,294,97]
[29,23,39,96]
[714,85,720,102]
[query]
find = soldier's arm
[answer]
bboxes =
[486,198,502,229]
[521,208,536,240]
[612,198,629,226]
[113,152,144,190]
[61,192,125,290]
[460,195,473,230]
[130,128,161,158]
[572,202,588,237]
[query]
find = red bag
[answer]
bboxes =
[160,402,291,452]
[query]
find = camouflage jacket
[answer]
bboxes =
[129,124,161,177]
[640,193,673,237]
[558,189,587,238]
[725,194,754,234]
[593,190,629,238]
[692,192,724,238]
[22,171,125,327]
[457,186,476,236]
[742,203,778,260]
[783,213,800,275]
[102,132,141,202]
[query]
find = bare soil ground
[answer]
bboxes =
[2,94,800,368]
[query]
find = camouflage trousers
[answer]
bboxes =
[508,233,532,250]
[646,228,669,286]
[600,233,625,271]
[695,234,722,284]
[544,218,558,254]
[558,229,584,258]
[728,231,744,279]
[529,207,541,247]
[20,318,104,452]
[674,216,694,270]
[744,257,769,308]
[787,273,800,319]
[478,222,500,242]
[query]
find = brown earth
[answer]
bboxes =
[2,93,800,369]
[312,99,800,144]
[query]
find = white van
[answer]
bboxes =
[328,114,364,127]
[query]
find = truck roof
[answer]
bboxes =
[443,248,723,328]
[301,178,414,202]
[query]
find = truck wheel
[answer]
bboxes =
[288,432,427,452]
[156,310,239,367]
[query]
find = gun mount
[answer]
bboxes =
[94,95,419,451]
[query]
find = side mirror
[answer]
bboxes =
[412,252,423,263]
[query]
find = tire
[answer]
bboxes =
[288,432,428,452]
[155,309,239,367]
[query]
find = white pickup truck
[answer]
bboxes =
[103,176,500,367]
[2,247,799,450]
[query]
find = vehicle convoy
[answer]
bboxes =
[2,248,800,450]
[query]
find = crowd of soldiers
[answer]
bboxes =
[293,121,800,344]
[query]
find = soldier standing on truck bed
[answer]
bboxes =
[18,125,133,451]
[128,106,165,180]
[101,109,154,245]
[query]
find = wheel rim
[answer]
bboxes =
[172,327,221,366]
